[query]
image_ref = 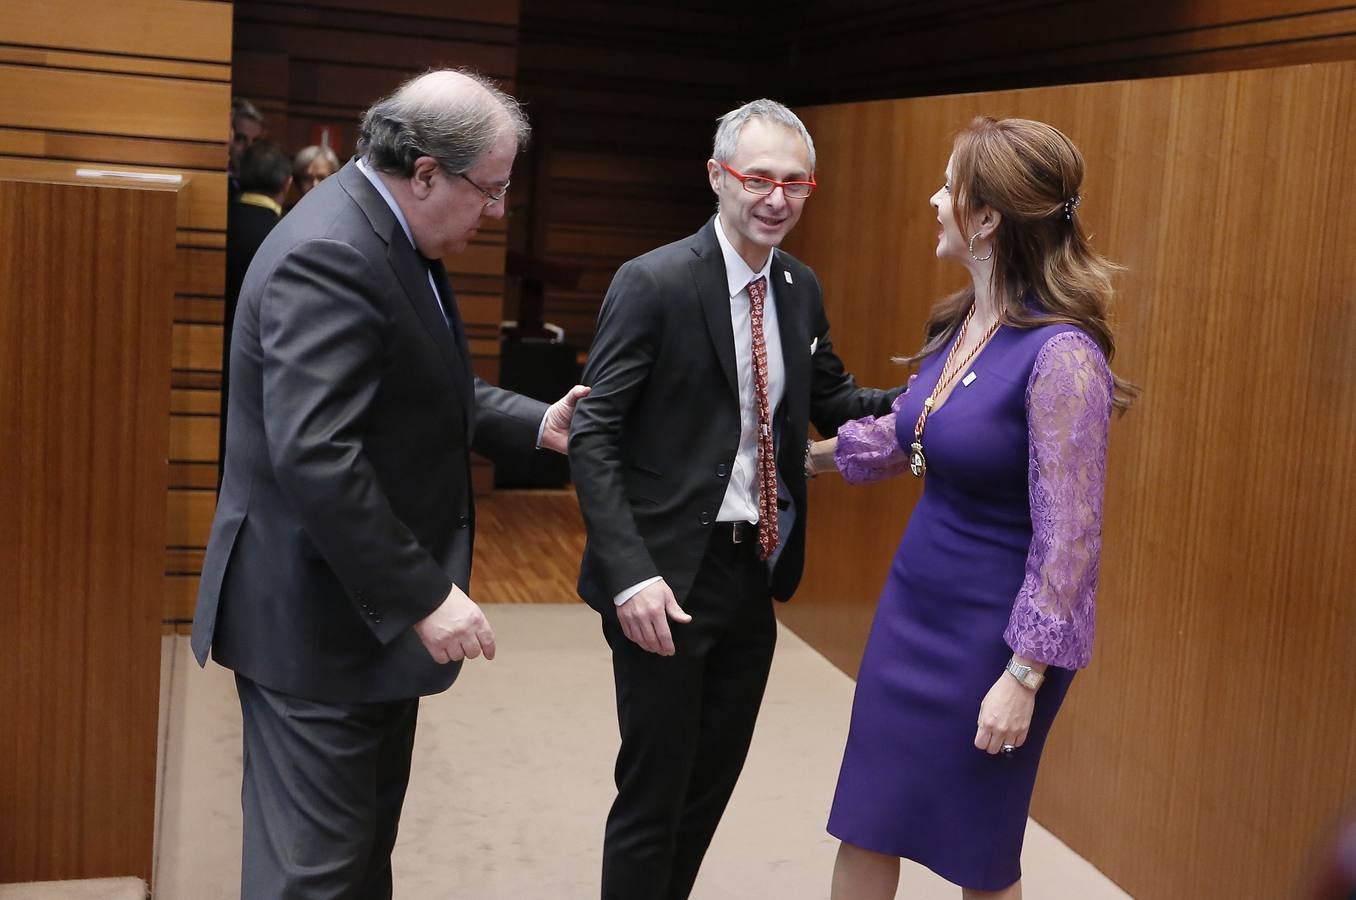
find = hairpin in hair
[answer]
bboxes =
[1064,193,1082,221]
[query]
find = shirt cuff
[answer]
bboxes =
[535,412,549,449]
[614,576,663,607]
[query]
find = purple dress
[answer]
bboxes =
[826,323,1113,890]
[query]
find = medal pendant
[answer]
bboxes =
[908,442,927,478]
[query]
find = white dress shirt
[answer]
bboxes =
[614,216,786,606]
[711,215,786,524]
[356,158,448,326]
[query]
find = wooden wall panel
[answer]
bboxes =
[230,0,519,289]
[786,0,1356,103]
[0,47,228,82]
[0,177,177,885]
[778,60,1356,900]
[515,1,765,352]
[4,0,231,62]
[510,1,1356,357]
[0,65,224,141]
[0,1,231,629]
[0,128,224,170]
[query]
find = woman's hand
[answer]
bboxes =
[974,671,1036,754]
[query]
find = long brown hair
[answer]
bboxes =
[904,116,1138,411]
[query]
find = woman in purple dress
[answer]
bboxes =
[809,117,1137,899]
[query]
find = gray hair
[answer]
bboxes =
[357,69,530,178]
[712,99,816,171]
[231,96,263,125]
[292,144,340,177]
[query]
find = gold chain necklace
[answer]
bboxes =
[908,306,1002,478]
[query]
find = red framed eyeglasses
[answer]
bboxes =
[718,162,816,199]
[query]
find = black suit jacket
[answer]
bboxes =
[225,198,280,323]
[569,218,901,613]
[193,161,547,703]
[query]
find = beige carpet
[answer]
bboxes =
[155,604,1130,899]
[0,880,145,899]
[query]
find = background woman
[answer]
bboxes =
[809,116,1137,899]
[290,143,340,203]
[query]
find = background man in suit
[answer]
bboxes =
[227,96,264,197]
[220,139,291,481]
[193,69,587,899]
[569,99,902,900]
[226,140,291,310]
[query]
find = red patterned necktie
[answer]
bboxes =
[747,276,778,561]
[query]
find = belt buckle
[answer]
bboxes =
[729,523,743,544]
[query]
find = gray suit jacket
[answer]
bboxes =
[569,218,902,614]
[193,161,546,703]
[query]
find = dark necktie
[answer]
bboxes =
[747,276,778,561]
[425,256,467,350]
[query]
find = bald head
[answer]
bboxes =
[401,70,487,108]
[357,68,529,178]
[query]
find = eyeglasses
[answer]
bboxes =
[454,171,510,206]
[719,162,816,199]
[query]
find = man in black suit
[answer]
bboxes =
[193,69,587,899]
[225,140,290,313]
[569,99,902,900]
[220,140,290,479]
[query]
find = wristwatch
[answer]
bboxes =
[1005,657,1045,690]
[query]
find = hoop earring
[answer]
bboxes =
[968,231,993,262]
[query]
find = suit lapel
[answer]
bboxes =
[338,162,474,430]
[388,232,466,370]
[689,220,739,401]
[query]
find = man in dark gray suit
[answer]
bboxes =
[569,99,902,899]
[193,69,587,899]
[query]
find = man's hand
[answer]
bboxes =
[617,580,692,656]
[539,384,591,454]
[413,584,496,664]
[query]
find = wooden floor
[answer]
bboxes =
[472,487,586,603]
[169,489,586,633]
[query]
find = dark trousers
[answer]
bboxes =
[600,530,778,900]
[235,674,419,900]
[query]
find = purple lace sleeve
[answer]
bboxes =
[1004,331,1113,670]
[833,378,915,484]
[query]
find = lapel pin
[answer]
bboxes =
[783,270,793,284]
[810,337,819,355]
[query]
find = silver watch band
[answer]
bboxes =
[1005,657,1045,690]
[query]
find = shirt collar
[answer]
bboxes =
[713,215,774,299]
[237,192,282,217]
[356,157,417,251]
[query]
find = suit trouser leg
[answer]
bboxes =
[354,700,418,899]
[600,535,775,900]
[665,566,775,900]
[236,674,419,900]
